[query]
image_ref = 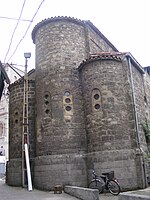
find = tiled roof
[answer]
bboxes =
[78,52,122,70]
[90,52,123,60]
[78,52,145,74]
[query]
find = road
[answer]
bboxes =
[0,180,118,200]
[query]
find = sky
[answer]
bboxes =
[0,0,150,73]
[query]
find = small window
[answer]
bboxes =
[45,100,49,105]
[15,111,19,116]
[65,98,71,103]
[64,91,70,96]
[94,94,100,100]
[65,106,72,111]
[45,94,49,99]
[15,119,18,124]
[95,104,100,110]
[45,109,49,114]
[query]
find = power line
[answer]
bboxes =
[0,16,32,22]
[4,0,27,63]
[7,0,45,63]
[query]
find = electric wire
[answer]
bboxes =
[7,0,45,63]
[0,16,32,22]
[4,0,27,63]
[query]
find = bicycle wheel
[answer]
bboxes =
[88,180,104,193]
[107,180,121,195]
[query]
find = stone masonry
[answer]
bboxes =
[6,16,150,191]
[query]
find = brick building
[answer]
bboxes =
[6,17,150,191]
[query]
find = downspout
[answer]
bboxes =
[127,55,147,188]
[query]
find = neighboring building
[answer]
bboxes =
[6,16,150,191]
[0,64,24,162]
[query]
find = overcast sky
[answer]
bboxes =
[0,0,149,72]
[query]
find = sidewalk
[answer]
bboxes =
[0,179,120,200]
[0,180,78,200]
[1,178,150,200]
[119,187,150,200]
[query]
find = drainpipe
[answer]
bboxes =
[127,55,147,188]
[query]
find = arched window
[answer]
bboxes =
[44,92,51,116]
[63,91,73,119]
[92,88,102,112]
[14,110,19,127]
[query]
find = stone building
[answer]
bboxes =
[6,16,150,191]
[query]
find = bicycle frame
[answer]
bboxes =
[89,169,121,195]
[91,170,105,186]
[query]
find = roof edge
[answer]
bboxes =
[8,69,35,89]
[84,20,118,52]
[124,52,145,74]
[78,52,122,71]
[32,16,85,44]
[78,52,145,75]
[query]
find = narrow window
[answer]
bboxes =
[63,91,73,119]
[92,88,101,112]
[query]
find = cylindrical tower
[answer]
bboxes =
[79,54,139,189]
[7,77,35,186]
[32,17,88,190]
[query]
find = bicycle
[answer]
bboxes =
[88,169,121,195]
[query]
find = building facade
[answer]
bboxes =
[0,64,24,177]
[0,64,24,160]
[6,17,150,191]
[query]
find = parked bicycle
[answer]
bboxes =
[88,169,121,195]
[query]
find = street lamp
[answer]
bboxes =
[24,52,31,74]
[22,52,32,191]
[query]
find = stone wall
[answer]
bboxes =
[7,79,35,186]
[8,81,24,159]
[8,79,35,159]
[131,61,147,150]
[7,17,149,191]
[32,18,89,189]
[85,22,117,54]
[143,70,150,151]
[33,154,87,190]
[79,56,143,189]
[6,159,22,186]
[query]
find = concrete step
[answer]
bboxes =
[118,187,150,200]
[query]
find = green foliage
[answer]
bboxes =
[140,119,150,143]
[145,153,150,159]
[147,153,150,158]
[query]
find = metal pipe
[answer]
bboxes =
[127,56,147,188]
[128,56,140,146]
[24,143,32,191]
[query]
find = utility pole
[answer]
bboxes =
[22,52,32,191]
